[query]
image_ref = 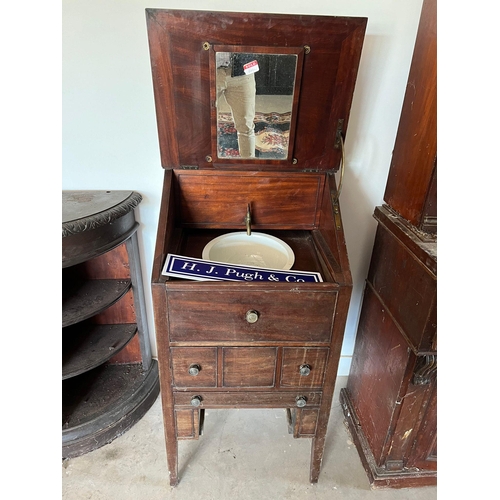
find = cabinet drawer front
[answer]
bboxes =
[171,347,217,388]
[280,348,329,388]
[222,347,277,387]
[167,290,337,342]
[174,391,322,408]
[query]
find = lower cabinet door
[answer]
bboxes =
[222,347,277,387]
[175,408,202,440]
[288,408,320,438]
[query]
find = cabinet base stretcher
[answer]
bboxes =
[160,390,336,485]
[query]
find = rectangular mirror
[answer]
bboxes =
[212,46,303,161]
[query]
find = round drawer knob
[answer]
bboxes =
[295,396,307,408]
[188,364,201,376]
[190,395,202,407]
[299,364,311,376]
[245,310,260,324]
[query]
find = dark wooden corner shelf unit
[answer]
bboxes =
[62,190,160,458]
[146,9,366,485]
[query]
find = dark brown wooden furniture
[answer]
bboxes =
[147,9,366,486]
[383,0,437,234]
[62,190,160,458]
[340,0,437,488]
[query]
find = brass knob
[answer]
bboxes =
[299,364,311,376]
[295,396,307,408]
[190,396,202,407]
[188,364,201,376]
[245,310,259,324]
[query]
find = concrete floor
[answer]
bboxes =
[62,377,437,500]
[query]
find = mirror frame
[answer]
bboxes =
[209,45,305,166]
[146,9,367,173]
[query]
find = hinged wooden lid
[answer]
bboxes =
[146,9,366,172]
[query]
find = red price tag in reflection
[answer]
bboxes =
[243,60,259,75]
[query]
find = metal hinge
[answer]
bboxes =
[334,119,344,149]
[332,198,342,230]
[180,165,199,170]
[413,354,437,385]
[302,169,320,173]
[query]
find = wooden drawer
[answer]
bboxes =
[170,347,330,390]
[171,347,217,388]
[167,289,337,343]
[280,348,329,388]
[173,391,322,408]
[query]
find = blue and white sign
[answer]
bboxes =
[162,254,323,283]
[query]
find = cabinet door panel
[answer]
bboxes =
[368,224,436,352]
[175,409,200,439]
[222,347,277,387]
[406,382,437,470]
[294,408,319,437]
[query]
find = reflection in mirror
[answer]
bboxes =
[216,52,297,159]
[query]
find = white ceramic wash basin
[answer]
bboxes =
[202,232,295,270]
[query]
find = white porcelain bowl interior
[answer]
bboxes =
[202,232,295,270]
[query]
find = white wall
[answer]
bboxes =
[62,0,424,375]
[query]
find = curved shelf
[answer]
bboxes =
[62,191,142,268]
[62,190,157,458]
[62,323,137,379]
[62,278,131,327]
[62,191,142,237]
[62,360,160,458]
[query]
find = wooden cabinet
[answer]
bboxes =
[341,206,436,488]
[151,176,353,485]
[384,0,437,234]
[62,190,160,458]
[146,10,366,486]
[340,0,437,488]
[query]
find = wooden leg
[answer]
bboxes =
[309,427,327,483]
[152,284,179,486]
[161,396,179,486]
[308,290,349,483]
[166,435,179,486]
[308,359,340,482]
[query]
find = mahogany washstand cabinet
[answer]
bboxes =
[146,9,367,485]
